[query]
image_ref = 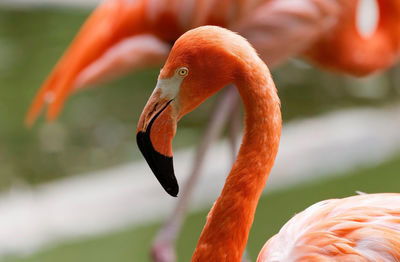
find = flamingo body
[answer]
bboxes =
[305,0,400,76]
[136,26,400,262]
[26,0,400,125]
[258,193,400,261]
[27,1,400,261]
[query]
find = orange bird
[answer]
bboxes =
[26,0,400,261]
[25,0,400,125]
[136,26,400,261]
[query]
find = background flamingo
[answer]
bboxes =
[25,0,400,125]
[25,0,400,261]
[137,25,400,262]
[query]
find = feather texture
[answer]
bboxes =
[258,193,400,262]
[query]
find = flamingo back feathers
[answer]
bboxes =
[258,193,400,262]
[235,0,342,67]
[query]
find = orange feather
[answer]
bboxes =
[305,0,400,76]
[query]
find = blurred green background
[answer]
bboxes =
[0,5,400,262]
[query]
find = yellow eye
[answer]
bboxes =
[177,67,188,77]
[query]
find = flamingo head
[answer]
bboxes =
[136,26,249,196]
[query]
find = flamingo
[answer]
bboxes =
[25,0,400,125]
[136,25,400,261]
[26,0,400,261]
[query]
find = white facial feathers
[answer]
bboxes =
[156,67,188,100]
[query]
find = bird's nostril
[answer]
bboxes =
[149,102,159,117]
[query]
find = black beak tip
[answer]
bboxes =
[166,185,179,197]
[137,131,179,197]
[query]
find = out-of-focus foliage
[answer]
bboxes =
[3,151,400,262]
[0,7,399,190]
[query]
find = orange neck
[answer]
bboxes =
[191,60,281,262]
[305,0,400,76]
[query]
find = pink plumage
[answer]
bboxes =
[258,193,400,261]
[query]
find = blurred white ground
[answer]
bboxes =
[1,105,400,258]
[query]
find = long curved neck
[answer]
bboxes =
[191,59,281,262]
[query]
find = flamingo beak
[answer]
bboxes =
[136,88,179,197]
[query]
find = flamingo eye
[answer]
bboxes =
[177,67,188,77]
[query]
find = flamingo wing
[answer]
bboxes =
[258,193,400,262]
[235,0,342,67]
